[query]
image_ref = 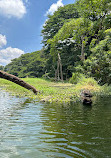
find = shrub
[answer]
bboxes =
[69,72,85,84]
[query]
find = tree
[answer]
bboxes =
[82,29,111,84]
[76,0,111,21]
[41,3,80,79]
[42,4,79,46]
[5,50,47,78]
[47,18,94,79]
[0,65,4,70]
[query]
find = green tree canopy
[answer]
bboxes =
[41,4,79,46]
[76,0,111,21]
[81,29,111,84]
[5,50,47,78]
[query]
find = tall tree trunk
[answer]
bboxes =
[55,53,63,81]
[81,36,85,61]
[57,60,60,80]
[0,70,38,94]
[58,53,63,81]
[60,62,63,81]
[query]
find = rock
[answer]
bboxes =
[81,90,93,105]
[82,97,92,105]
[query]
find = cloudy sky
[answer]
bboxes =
[0,0,74,66]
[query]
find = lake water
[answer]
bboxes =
[0,90,111,158]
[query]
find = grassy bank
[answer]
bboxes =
[0,77,101,103]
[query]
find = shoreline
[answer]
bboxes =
[0,78,102,104]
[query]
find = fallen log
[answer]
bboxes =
[0,70,38,94]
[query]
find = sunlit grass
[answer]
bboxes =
[75,77,100,92]
[0,77,102,103]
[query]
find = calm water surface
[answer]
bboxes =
[0,89,111,158]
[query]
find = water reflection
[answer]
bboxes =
[40,100,111,158]
[0,90,111,158]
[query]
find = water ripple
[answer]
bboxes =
[0,90,111,157]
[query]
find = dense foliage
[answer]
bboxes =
[42,4,79,45]
[82,28,111,84]
[4,0,111,85]
[4,50,46,78]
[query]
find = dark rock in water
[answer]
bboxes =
[81,90,93,97]
[84,92,92,98]
[81,90,93,105]
[83,97,92,105]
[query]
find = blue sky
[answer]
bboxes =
[0,0,75,66]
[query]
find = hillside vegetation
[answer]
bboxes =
[4,50,46,78]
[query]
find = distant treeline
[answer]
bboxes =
[3,50,46,78]
[1,0,111,84]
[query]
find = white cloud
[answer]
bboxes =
[0,0,26,18]
[0,47,25,66]
[46,0,64,15]
[0,34,7,48]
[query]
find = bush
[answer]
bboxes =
[69,73,85,84]
[78,77,98,86]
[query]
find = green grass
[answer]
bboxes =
[0,77,102,103]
